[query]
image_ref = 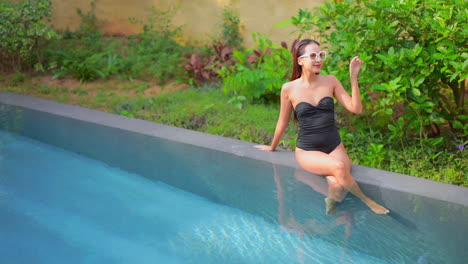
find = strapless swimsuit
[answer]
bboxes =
[294,96,341,154]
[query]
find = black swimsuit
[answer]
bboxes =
[294,96,341,154]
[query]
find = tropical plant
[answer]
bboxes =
[181,42,234,85]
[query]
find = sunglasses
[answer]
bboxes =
[298,51,327,61]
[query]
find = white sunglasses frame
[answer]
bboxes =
[298,51,328,61]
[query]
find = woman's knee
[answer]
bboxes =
[331,160,354,185]
[332,160,346,173]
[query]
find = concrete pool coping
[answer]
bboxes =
[1,91,467,207]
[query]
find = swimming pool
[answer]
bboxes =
[1,92,467,263]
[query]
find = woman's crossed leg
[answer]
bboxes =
[295,143,389,214]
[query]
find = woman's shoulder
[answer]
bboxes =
[282,79,300,91]
[281,81,292,93]
[281,80,302,98]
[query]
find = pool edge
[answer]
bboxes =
[1,91,467,207]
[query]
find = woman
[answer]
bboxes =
[256,39,389,214]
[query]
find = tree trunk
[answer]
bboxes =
[449,80,466,115]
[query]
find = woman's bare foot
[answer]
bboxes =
[364,199,389,214]
[325,197,337,215]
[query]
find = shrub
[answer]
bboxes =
[0,0,57,71]
[217,33,292,103]
[282,0,467,149]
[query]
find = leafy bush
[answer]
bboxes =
[0,0,57,71]
[283,0,467,150]
[218,33,292,103]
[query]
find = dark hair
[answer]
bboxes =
[290,39,320,123]
[290,39,320,81]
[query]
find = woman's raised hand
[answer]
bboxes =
[349,56,364,76]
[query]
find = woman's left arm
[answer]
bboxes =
[333,56,364,114]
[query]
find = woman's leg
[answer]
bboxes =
[296,145,389,214]
[324,175,345,215]
[295,148,346,215]
[329,144,389,214]
[325,175,346,202]
[294,167,343,214]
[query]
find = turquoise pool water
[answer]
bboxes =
[0,130,391,264]
[1,103,467,264]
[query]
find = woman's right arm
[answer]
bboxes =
[256,84,293,151]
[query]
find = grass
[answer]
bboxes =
[0,73,466,187]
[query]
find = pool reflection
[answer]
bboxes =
[273,164,354,263]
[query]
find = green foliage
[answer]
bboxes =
[219,5,244,49]
[218,33,291,102]
[275,8,317,40]
[45,36,124,82]
[43,4,184,84]
[124,35,183,84]
[0,0,57,71]
[42,1,122,82]
[284,0,467,148]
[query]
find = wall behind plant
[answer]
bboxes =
[49,0,325,47]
